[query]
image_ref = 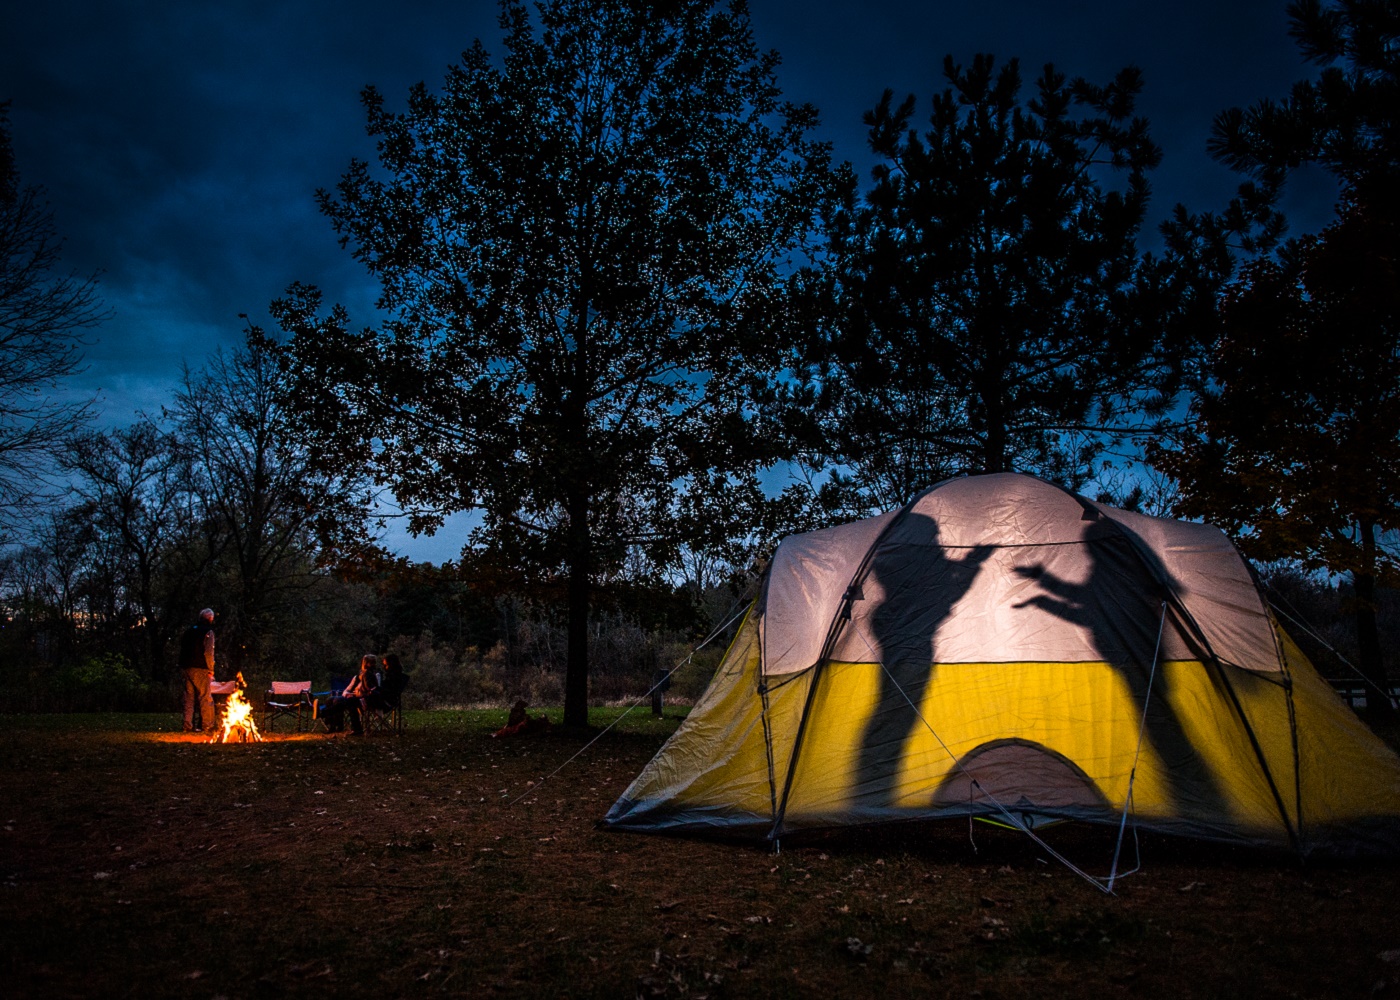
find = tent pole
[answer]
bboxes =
[759,679,779,828]
[1107,600,1168,892]
[765,588,850,845]
[1285,671,1303,857]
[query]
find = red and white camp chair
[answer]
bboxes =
[262,680,313,732]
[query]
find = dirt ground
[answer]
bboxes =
[3,710,1400,999]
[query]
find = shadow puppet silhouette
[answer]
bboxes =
[1013,514,1228,818]
[856,511,993,808]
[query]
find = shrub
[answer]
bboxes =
[54,653,157,712]
[386,633,505,708]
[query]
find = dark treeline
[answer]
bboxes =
[2,0,1398,719]
[0,341,730,710]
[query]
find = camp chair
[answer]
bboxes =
[313,676,351,702]
[305,676,360,733]
[263,680,313,732]
[362,671,408,736]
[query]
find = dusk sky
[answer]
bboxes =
[1,0,1336,561]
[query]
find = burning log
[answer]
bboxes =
[210,687,263,743]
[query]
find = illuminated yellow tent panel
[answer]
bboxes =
[605,474,1400,856]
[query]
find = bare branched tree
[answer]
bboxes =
[60,418,195,679]
[173,338,373,670]
[0,103,104,526]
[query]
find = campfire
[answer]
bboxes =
[210,688,263,743]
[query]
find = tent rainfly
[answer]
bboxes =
[604,473,1400,857]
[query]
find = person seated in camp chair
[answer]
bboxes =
[367,653,408,713]
[357,653,409,733]
[320,654,378,735]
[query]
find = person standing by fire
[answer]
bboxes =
[179,608,217,733]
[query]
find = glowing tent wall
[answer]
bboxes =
[605,474,1400,856]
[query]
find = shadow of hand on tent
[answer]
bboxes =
[857,512,994,809]
[1011,517,1227,818]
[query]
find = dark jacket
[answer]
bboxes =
[376,669,408,705]
[178,621,215,672]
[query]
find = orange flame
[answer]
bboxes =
[211,688,263,743]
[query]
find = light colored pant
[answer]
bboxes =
[183,668,214,731]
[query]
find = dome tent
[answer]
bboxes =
[604,473,1400,857]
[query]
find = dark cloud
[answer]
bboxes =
[0,0,1337,558]
[747,1,1328,228]
[4,1,502,415]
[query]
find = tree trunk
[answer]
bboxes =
[145,619,166,684]
[1355,521,1396,721]
[982,386,1009,474]
[984,421,1008,474]
[976,360,1009,474]
[563,495,591,729]
[137,559,166,683]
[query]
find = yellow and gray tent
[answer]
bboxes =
[604,473,1400,856]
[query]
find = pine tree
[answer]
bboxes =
[792,54,1175,502]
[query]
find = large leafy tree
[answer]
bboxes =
[1143,0,1397,327]
[272,0,833,725]
[1155,0,1400,699]
[1152,204,1400,698]
[791,54,1175,503]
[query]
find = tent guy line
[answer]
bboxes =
[505,597,754,811]
[851,614,1154,895]
[1265,591,1394,702]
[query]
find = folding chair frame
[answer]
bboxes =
[263,680,313,732]
[361,696,404,736]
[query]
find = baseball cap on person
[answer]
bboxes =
[200,608,215,620]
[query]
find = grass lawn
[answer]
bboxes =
[3,708,1400,998]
